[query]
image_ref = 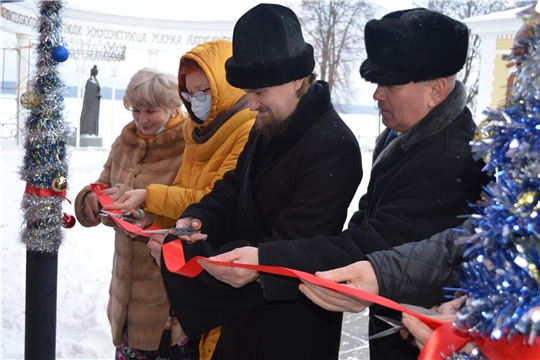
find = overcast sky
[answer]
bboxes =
[1,0,416,106]
[63,0,417,21]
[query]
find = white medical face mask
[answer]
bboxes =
[191,95,212,121]
[134,120,166,135]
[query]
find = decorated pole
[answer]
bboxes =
[19,1,74,358]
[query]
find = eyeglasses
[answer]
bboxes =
[180,87,210,102]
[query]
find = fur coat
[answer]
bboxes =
[74,115,186,350]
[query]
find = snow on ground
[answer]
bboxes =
[1,111,380,359]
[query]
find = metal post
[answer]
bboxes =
[24,250,58,359]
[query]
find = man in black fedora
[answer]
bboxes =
[149,3,362,359]
[152,7,491,360]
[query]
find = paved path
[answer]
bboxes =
[340,310,370,360]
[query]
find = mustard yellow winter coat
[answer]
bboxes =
[142,40,256,359]
[74,114,187,350]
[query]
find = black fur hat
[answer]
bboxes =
[225,3,315,89]
[360,8,469,85]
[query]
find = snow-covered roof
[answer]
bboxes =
[464,5,534,25]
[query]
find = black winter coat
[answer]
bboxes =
[256,81,489,360]
[161,81,363,360]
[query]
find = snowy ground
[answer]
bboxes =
[1,112,380,359]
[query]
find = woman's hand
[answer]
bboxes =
[122,209,155,238]
[148,233,166,265]
[103,189,147,213]
[83,191,101,225]
[101,187,121,201]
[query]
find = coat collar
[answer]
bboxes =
[119,117,185,165]
[372,81,467,167]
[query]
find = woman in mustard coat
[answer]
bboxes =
[103,40,256,359]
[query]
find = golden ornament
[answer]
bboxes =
[51,176,68,192]
[517,191,536,206]
[20,91,40,110]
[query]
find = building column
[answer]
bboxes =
[148,49,158,68]
[16,33,31,145]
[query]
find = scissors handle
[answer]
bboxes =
[122,209,143,220]
[142,219,201,237]
[169,219,201,237]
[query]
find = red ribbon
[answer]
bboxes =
[91,183,161,236]
[25,182,71,204]
[161,241,540,358]
[91,182,540,358]
[419,322,540,359]
[162,240,444,328]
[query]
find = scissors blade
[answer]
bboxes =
[400,303,439,316]
[100,210,123,218]
[367,326,401,340]
[368,315,403,340]
[140,229,170,234]
[374,315,402,327]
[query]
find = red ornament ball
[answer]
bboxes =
[62,213,76,229]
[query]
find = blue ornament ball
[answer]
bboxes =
[52,46,69,62]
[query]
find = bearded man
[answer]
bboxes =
[148,3,363,360]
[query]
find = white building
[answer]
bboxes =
[464,5,536,121]
[1,1,236,146]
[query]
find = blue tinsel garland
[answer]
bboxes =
[454,15,540,355]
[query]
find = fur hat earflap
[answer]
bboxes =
[225,3,315,89]
[360,8,469,85]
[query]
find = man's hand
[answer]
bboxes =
[400,296,466,349]
[400,313,457,350]
[103,189,147,213]
[198,246,259,288]
[148,233,166,265]
[436,295,465,316]
[175,217,207,242]
[298,260,379,313]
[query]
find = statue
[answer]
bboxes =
[80,65,101,136]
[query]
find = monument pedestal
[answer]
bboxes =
[80,135,103,147]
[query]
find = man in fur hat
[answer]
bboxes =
[151,7,491,360]
[149,3,362,359]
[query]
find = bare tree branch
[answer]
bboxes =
[291,0,377,104]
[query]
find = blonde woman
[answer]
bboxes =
[74,68,187,359]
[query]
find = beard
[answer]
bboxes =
[255,106,289,140]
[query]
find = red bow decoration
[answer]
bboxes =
[25,183,71,204]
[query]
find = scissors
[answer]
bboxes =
[368,304,439,340]
[100,209,143,222]
[141,219,201,238]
